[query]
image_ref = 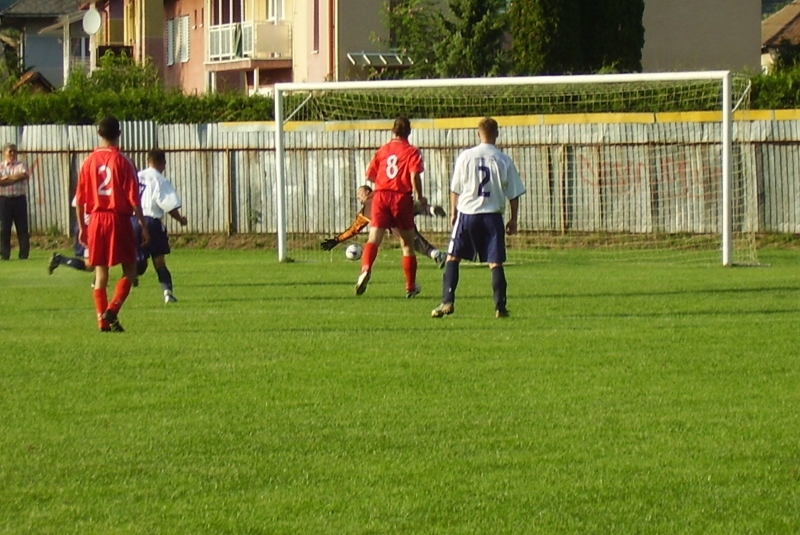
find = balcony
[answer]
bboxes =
[208,20,291,63]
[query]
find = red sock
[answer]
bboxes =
[361,242,378,272]
[402,255,417,290]
[93,289,108,328]
[108,277,133,313]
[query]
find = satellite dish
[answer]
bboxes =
[82,6,101,35]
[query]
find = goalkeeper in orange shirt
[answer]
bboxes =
[320,185,448,268]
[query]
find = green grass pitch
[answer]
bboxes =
[1,247,799,534]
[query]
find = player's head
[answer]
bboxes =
[97,116,121,142]
[357,185,373,204]
[147,148,167,171]
[478,117,499,144]
[392,116,411,139]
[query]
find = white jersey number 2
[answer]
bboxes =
[98,165,113,196]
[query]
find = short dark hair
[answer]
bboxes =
[97,116,121,141]
[392,116,411,139]
[147,148,166,166]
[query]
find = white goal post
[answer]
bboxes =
[273,71,755,265]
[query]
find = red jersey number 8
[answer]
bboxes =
[98,165,113,196]
[386,154,398,180]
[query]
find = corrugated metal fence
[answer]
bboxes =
[2,119,799,237]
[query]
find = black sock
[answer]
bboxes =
[156,266,173,292]
[64,257,86,271]
[442,260,459,303]
[492,266,507,311]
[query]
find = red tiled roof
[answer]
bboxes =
[763,0,800,47]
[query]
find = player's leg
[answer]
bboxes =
[489,263,509,318]
[432,213,472,318]
[485,214,509,318]
[355,226,385,295]
[147,219,176,303]
[431,257,460,318]
[153,254,177,303]
[397,227,420,297]
[49,252,88,274]
[102,214,138,331]
[356,191,394,295]
[413,230,446,268]
[93,265,111,331]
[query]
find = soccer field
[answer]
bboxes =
[1,247,799,534]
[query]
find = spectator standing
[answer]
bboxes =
[0,143,30,260]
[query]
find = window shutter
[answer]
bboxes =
[180,15,190,63]
[166,19,175,66]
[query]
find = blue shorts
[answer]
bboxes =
[137,216,171,258]
[447,212,506,264]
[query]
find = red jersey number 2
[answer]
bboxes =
[98,165,113,196]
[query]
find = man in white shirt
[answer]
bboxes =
[137,148,188,303]
[0,143,30,260]
[432,117,526,319]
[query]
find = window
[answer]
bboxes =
[268,0,284,21]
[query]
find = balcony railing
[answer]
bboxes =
[208,20,291,62]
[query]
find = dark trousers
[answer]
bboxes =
[0,195,29,260]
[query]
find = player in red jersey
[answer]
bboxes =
[74,116,150,332]
[354,116,427,298]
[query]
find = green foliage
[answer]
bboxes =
[434,0,510,78]
[751,64,800,110]
[509,0,582,75]
[0,51,275,125]
[510,0,643,75]
[373,0,446,79]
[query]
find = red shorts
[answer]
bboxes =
[87,212,137,267]
[370,190,415,230]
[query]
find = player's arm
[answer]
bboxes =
[449,191,459,227]
[168,208,188,226]
[75,202,88,247]
[321,214,369,250]
[506,196,520,235]
[134,205,151,247]
[410,170,427,207]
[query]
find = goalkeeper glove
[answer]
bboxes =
[320,238,339,251]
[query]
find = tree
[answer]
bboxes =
[374,0,447,79]
[509,0,643,75]
[434,0,510,78]
[578,0,643,73]
[508,0,581,75]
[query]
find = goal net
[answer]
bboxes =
[273,72,758,266]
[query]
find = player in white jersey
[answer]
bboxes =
[137,148,188,303]
[431,117,526,319]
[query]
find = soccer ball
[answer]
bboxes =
[345,243,363,261]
